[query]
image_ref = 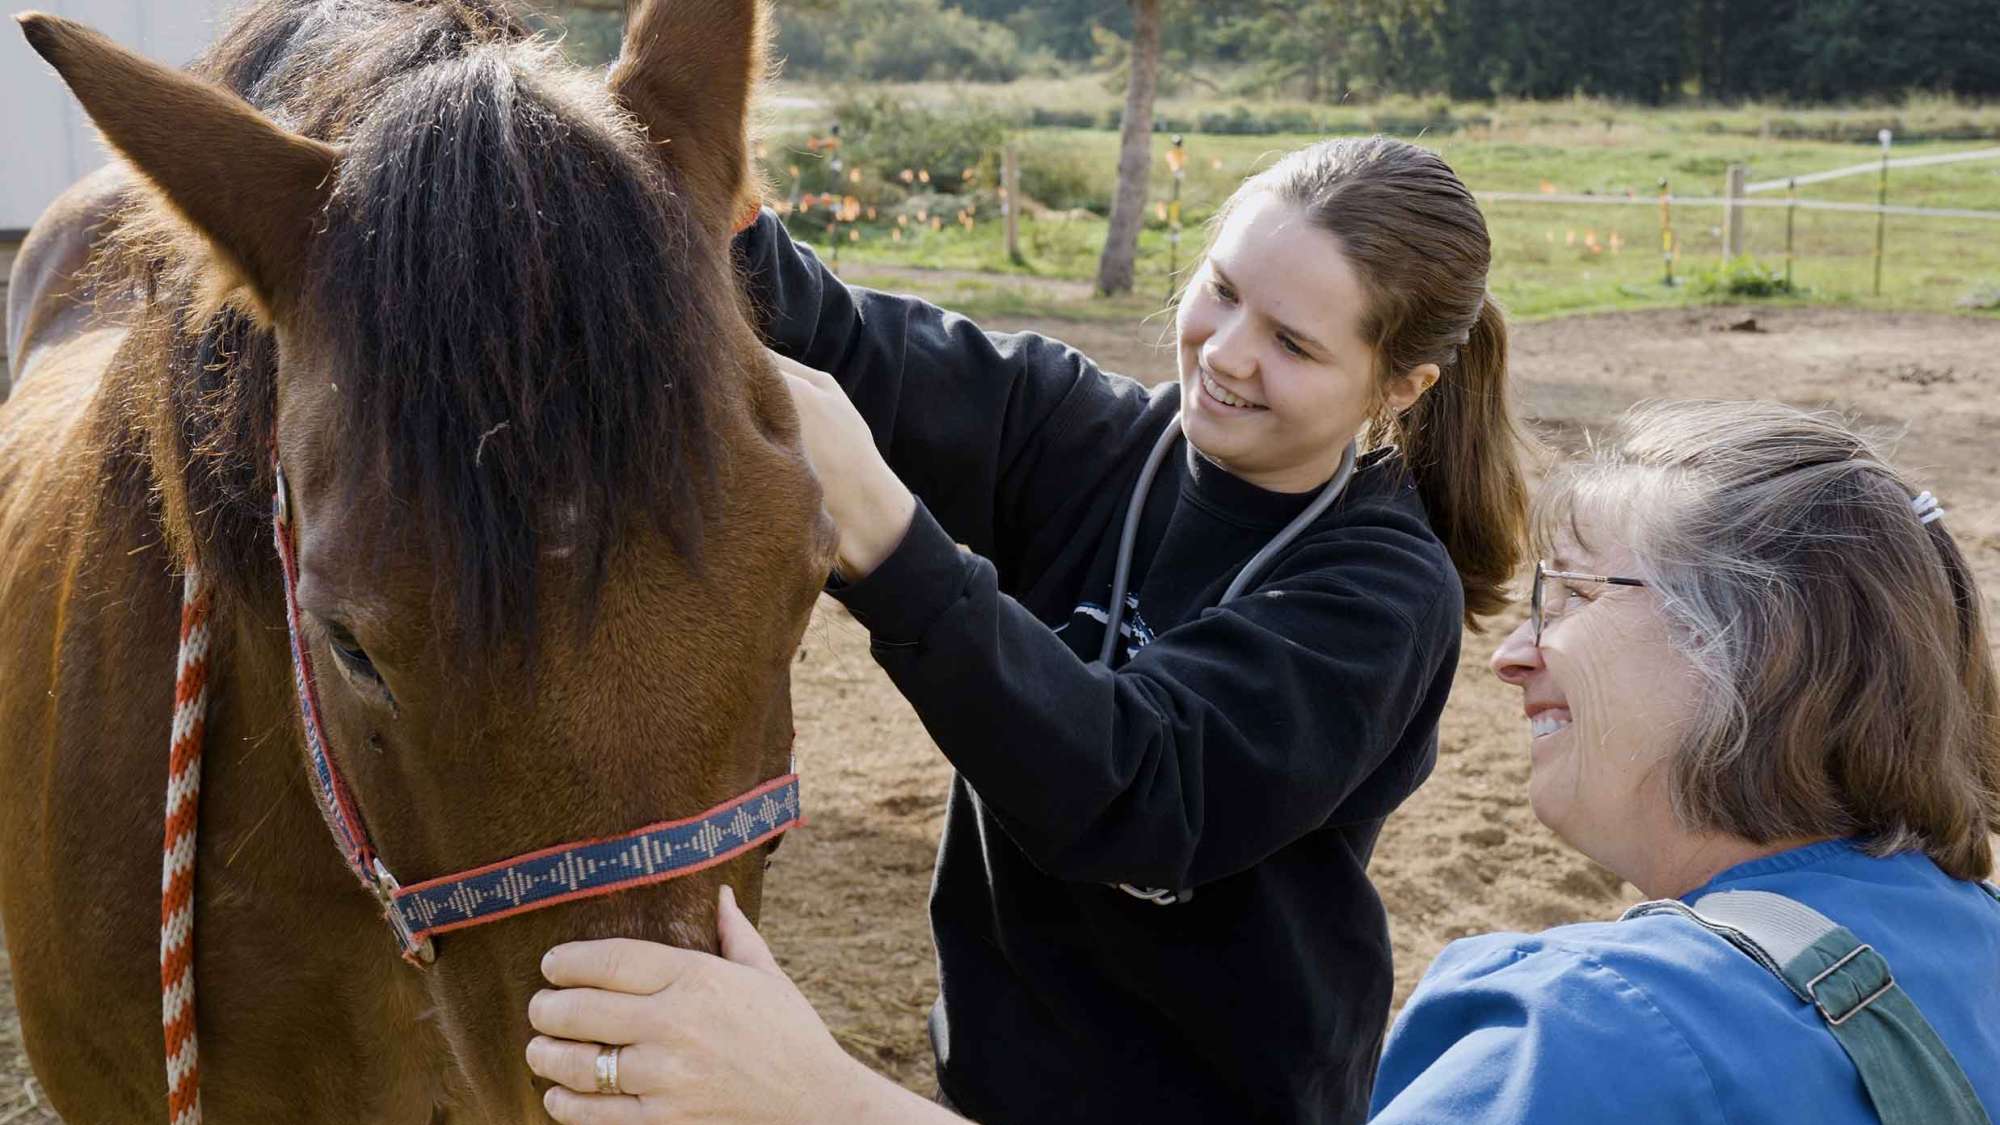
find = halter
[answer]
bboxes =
[266,457,803,962]
[157,455,804,1125]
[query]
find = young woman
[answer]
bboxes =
[1375,401,2000,1122]
[524,136,1528,1124]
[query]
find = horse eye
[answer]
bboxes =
[323,622,384,686]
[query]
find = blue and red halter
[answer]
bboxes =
[269,455,803,965]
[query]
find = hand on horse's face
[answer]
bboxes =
[769,351,916,582]
[527,886,876,1124]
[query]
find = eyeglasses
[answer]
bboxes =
[1532,561,1647,645]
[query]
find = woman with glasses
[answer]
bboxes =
[1372,399,2000,1124]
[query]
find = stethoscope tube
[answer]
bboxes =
[1096,414,1359,665]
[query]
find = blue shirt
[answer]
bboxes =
[1371,840,2000,1123]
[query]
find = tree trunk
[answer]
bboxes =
[1094,0,1162,296]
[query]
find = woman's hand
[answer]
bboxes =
[528,886,953,1124]
[771,351,916,581]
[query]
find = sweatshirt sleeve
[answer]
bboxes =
[831,495,1459,890]
[1369,939,1728,1125]
[735,209,1150,576]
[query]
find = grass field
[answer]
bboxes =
[759,82,2000,322]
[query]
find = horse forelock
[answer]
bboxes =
[103,0,741,657]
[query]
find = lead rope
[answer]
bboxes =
[161,563,213,1125]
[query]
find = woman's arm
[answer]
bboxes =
[527,887,966,1125]
[835,494,1460,892]
[737,210,1153,570]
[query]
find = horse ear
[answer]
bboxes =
[17,12,337,319]
[608,0,767,237]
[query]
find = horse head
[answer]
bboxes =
[21,1,832,1116]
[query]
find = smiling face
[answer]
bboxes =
[1489,508,1703,883]
[1175,191,1437,494]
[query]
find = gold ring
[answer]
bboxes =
[593,1044,622,1095]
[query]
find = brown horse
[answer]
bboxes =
[0,1,833,1120]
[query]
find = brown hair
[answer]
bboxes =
[1540,400,2000,880]
[1216,136,1528,626]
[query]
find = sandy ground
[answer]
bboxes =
[3,303,1997,1118]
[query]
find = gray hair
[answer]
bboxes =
[1538,400,2000,880]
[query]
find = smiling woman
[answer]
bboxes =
[1373,399,2000,1124]
[1175,194,1403,494]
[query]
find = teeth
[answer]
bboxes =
[1201,369,1262,410]
[1530,714,1573,738]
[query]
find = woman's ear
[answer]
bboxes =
[1386,362,1441,414]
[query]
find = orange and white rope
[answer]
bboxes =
[161,564,212,1125]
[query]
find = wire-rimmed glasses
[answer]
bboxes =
[1532,561,1647,644]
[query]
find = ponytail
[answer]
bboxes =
[1399,294,1528,627]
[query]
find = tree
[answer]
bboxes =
[1205,0,1443,102]
[1094,0,1163,296]
[956,0,1129,59]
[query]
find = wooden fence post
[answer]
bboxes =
[1002,143,1023,266]
[1784,177,1797,291]
[1657,178,1675,287]
[1873,129,1893,297]
[1722,163,1746,261]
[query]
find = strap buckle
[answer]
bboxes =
[1805,942,1895,1027]
[369,857,436,966]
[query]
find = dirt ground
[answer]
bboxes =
[4,303,1997,1118]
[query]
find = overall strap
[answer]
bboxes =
[1624,890,1990,1125]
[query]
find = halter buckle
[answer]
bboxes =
[369,857,436,966]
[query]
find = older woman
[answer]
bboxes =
[1371,399,2000,1123]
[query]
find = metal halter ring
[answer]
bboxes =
[594,1045,622,1095]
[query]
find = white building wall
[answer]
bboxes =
[2,0,238,235]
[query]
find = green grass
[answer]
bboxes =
[771,103,2000,322]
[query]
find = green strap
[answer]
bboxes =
[1624,890,1991,1125]
[1780,927,1990,1125]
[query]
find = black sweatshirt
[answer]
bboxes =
[739,212,1463,1125]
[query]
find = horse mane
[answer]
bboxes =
[95,0,735,652]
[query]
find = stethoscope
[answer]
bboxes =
[1096,412,1359,665]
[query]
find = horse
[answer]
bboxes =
[0,1,834,1120]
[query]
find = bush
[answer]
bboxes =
[765,94,1010,211]
[771,0,1024,83]
[850,6,1024,82]
[1027,107,1103,130]
[1016,141,1109,213]
[1692,255,1795,298]
[831,93,1009,186]
[1957,285,2000,311]
[1193,105,1325,136]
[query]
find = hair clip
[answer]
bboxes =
[1911,490,1946,526]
